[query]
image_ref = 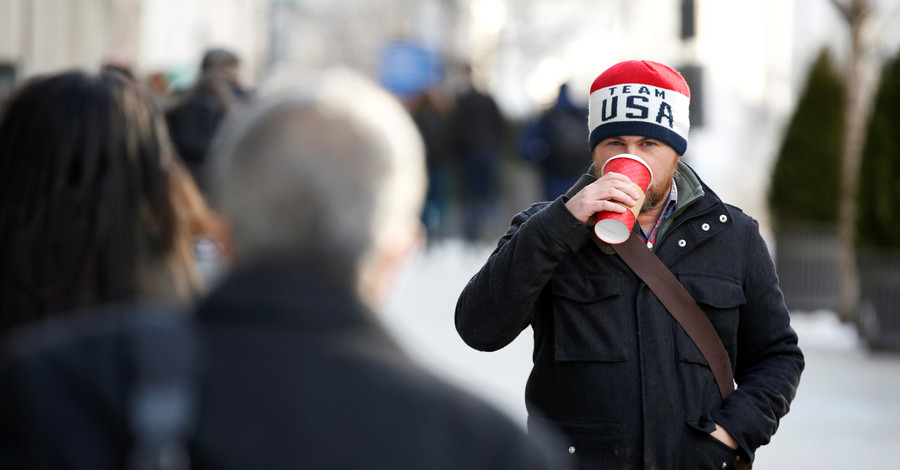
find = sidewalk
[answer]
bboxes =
[382,241,900,469]
[753,311,900,468]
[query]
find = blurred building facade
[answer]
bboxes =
[0,0,269,90]
[1,0,898,230]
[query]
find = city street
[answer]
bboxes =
[382,239,900,469]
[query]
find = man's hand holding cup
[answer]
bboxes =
[564,154,653,245]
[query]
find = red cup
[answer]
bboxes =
[593,154,653,244]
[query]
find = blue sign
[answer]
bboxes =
[379,41,442,98]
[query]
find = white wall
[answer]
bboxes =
[0,0,270,85]
[140,0,270,86]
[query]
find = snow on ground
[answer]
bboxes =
[788,309,861,351]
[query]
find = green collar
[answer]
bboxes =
[671,160,705,218]
[656,161,705,240]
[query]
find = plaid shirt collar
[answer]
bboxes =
[638,180,678,250]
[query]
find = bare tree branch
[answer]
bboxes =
[829,0,853,21]
[829,0,877,322]
[828,0,874,23]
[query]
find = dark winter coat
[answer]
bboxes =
[190,267,565,470]
[452,87,505,154]
[456,163,804,469]
[0,304,198,470]
[165,89,227,182]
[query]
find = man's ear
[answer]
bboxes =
[364,221,425,307]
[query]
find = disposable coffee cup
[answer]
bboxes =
[593,154,653,244]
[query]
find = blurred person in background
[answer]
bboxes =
[456,60,803,469]
[452,64,505,244]
[521,82,592,200]
[166,47,249,190]
[145,71,174,110]
[101,59,136,83]
[409,87,455,241]
[0,70,215,470]
[0,70,215,338]
[190,68,564,470]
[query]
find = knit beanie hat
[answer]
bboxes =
[588,60,691,155]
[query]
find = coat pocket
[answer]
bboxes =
[679,420,744,470]
[674,273,744,365]
[551,275,629,362]
[555,419,627,469]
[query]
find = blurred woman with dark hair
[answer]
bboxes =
[0,70,215,336]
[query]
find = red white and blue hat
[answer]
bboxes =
[588,60,691,155]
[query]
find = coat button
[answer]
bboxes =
[719,214,728,223]
[702,223,710,231]
[568,446,576,454]
[678,239,687,247]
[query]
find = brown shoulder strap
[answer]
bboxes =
[564,169,734,399]
[609,235,735,400]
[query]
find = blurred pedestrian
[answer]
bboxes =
[165,47,249,190]
[0,71,214,337]
[191,69,564,470]
[409,87,455,240]
[452,64,505,244]
[145,71,173,110]
[456,60,804,469]
[0,70,216,470]
[101,59,135,83]
[521,83,592,200]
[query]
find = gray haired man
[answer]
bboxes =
[189,70,565,470]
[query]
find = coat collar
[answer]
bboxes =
[656,160,708,241]
[671,161,705,216]
[654,164,736,266]
[571,161,737,263]
[195,264,379,333]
